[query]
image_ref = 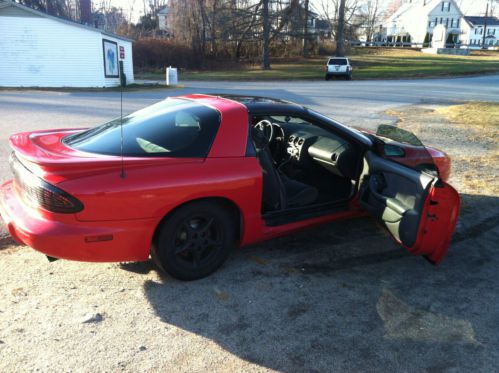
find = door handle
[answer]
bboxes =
[369,176,406,215]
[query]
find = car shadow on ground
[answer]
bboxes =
[0,235,18,250]
[107,193,499,371]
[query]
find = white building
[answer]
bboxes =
[461,16,499,48]
[0,0,134,88]
[379,0,463,44]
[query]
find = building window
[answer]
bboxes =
[441,1,451,11]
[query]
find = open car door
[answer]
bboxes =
[359,127,460,264]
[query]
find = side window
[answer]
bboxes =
[64,99,221,158]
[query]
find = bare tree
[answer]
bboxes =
[336,0,346,56]
[233,1,263,60]
[364,0,381,42]
[197,0,208,55]
[16,0,75,19]
[303,0,310,57]
[318,0,362,40]
[262,0,271,69]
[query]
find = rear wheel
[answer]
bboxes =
[325,74,331,81]
[346,74,352,81]
[152,201,235,280]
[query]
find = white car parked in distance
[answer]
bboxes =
[325,57,352,81]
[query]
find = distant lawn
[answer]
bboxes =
[136,48,499,81]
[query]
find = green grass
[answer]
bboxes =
[136,48,499,81]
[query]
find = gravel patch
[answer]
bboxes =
[0,102,498,372]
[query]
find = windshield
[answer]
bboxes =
[64,98,221,157]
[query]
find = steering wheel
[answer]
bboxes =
[253,119,274,148]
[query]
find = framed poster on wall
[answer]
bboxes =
[102,39,119,78]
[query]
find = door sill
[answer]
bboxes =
[263,200,350,227]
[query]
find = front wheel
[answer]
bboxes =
[151,201,236,280]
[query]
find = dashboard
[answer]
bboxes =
[278,123,358,180]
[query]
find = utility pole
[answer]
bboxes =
[482,0,489,49]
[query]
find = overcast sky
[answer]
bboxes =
[107,0,495,23]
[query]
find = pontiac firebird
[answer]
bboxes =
[0,95,460,280]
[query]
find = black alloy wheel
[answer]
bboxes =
[152,201,235,280]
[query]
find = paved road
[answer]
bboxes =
[1,74,498,183]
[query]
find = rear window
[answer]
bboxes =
[328,58,348,65]
[64,98,221,158]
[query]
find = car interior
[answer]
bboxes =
[250,113,442,252]
[250,114,362,214]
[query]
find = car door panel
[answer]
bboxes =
[360,151,459,262]
[360,152,434,247]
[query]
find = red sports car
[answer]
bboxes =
[0,94,460,280]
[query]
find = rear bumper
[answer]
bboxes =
[0,181,156,262]
[326,71,351,76]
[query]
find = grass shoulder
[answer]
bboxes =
[435,102,499,128]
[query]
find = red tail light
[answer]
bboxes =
[9,153,84,214]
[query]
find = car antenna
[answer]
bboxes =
[119,82,126,179]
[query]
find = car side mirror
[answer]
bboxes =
[384,144,405,157]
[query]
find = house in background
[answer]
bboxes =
[376,0,463,44]
[277,3,331,42]
[158,6,170,31]
[0,0,134,87]
[461,16,499,49]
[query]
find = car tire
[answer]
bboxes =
[151,201,236,281]
[346,75,352,81]
[325,75,330,81]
